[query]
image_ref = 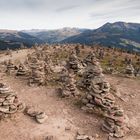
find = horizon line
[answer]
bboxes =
[0,21,139,31]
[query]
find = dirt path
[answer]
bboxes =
[0,74,139,140]
[0,75,104,140]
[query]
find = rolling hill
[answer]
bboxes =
[0,30,43,50]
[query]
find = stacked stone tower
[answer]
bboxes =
[28,57,46,86]
[67,51,83,73]
[16,63,28,77]
[125,64,135,77]
[0,83,25,120]
[5,60,16,75]
[79,53,126,138]
[59,68,79,97]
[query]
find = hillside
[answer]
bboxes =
[0,30,43,50]
[61,22,140,52]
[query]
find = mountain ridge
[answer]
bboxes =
[0,30,43,50]
[23,27,89,43]
[0,22,140,52]
[61,22,140,52]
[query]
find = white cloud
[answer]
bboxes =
[0,0,139,29]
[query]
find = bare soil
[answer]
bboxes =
[0,50,139,140]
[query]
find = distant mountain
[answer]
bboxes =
[0,30,43,50]
[1,22,140,51]
[61,22,140,52]
[23,27,89,43]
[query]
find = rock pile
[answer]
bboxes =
[104,59,118,75]
[5,60,16,75]
[135,67,140,77]
[0,83,25,120]
[59,69,79,97]
[67,51,83,73]
[125,64,135,77]
[28,58,46,86]
[76,134,95,140]
[16,63,28,76]
[76,131,95,140]
[25,107,47,124]
[28,70,46,86]
[105,67,118,75]
[78,53,126,138]
[62,74,79,97]
[102,106,125,138]
[78,53,104,90]
[83,52,96,66]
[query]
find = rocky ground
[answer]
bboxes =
[0,48,139,140]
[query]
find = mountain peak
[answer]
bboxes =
[101,21,140,31]
[102,21,127,29]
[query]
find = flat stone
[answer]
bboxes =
[76,134,95,140]
[36,112,48,124]
[86,95,93,100]
[0,106,9,113]
[76,135,89,140]
[114,126,124,138]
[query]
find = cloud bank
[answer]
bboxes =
[0,0,139,29]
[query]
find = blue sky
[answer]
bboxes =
[0,0,140,30]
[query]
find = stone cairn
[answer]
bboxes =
[78,53,126,138]
[67,51,83,73]
[59,68,79,97]
[28,57,46,86]
[44,53,53,75]
[25,106,47,124]
[16,63,28,77]
[5,59,17,75]
[125,64,135,78]
[0,83,25,120]
[105,59,118,75]
[135,67,140,77]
